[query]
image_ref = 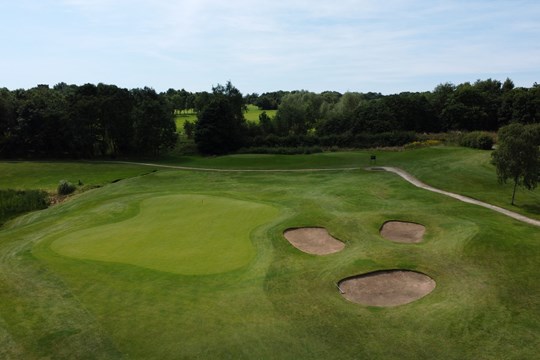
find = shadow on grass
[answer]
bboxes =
[521,203,540,215]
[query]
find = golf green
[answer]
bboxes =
[51,194,279,275]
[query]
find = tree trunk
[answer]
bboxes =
[511,177,518,205]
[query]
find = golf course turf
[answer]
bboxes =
[51,194,279,275]
[0,147,539,359]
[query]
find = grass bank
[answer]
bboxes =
[0,148,538,359]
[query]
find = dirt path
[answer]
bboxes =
[369,167,540,228]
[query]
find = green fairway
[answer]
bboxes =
[51,194,278,275]
[174,105,276,132]
[158,147,539,220]
[244,104,277,123]
[0,147,539,359]
[174,111,197,133]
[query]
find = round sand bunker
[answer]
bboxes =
[380,221,425,243]
[338,270,435,307]
[283,227,345,255]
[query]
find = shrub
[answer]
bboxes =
[237,146,323,155]
[459,132,495,150]
[404,139,442,149]
[0,189,49,225]
[57,180,76,195]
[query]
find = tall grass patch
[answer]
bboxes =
[0,189,49,225]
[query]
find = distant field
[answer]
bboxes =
[244,104,277,123]
[174,110,197,134]
[174,105,277,133]
[0,146,538,359]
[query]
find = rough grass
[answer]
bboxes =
[0,147,539,359]
[0,189,49,225]
[0,161,155,191]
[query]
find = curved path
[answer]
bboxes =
[111,160,361,172]
[111,161,540,227]
[368,166,540,228]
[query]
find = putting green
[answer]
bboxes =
[51,194,279,275]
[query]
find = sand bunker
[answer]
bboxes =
[283,227,345,255]
[338,270,436,307]
[380,221,425,243]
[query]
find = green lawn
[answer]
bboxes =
[158,147,539,220]
[0,147,539,359]
[244,104,277,123]
[174,105,276,133]
[174,111,197,134]
[51,194,278,275]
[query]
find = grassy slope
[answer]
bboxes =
[158,147,539,220]
[0,149,538,359]
[0,161,153,191]
[244,104,277,123]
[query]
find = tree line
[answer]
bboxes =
[0,83,177,158]
[246,78,540,136]
[1,79,540,158]
[193,79,540,154]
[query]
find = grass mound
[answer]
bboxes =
[51,194,279,275]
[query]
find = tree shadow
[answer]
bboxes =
[521,203,540,215]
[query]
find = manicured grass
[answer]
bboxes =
[158,147,539,220]
[174,105,276,133]
[51,194,278,275]
[174,111,197,133]
[244,104,277,123]
[0,147,539,359]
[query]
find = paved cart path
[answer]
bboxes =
[110,161,540,227]
[369,166,540,228]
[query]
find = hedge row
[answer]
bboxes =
[245,131,417,149]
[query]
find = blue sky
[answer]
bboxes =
[1,0,539,94]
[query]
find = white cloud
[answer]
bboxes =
[2,0,540,92]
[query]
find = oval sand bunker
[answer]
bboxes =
[380,221,426,243]
[339,270,435,307]
[283,227,345,255]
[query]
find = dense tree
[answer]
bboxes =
[317,92,364,135]
[131,87,177,156]
[275,91,321,135]
[165,88,195,114]
[491,123,540,205]
[2,78,540,158]
[0,88,17,156]
[194,82,246,155]
[97,84,134,156]
[15,86,70,157]
[254,91,289,110]
[67,83,102,157]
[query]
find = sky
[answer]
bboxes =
[1,0,539,94]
